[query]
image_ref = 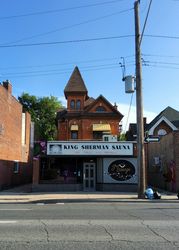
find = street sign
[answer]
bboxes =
[145,137,160,143]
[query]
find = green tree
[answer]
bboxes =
[118,133,126,141]
[18,93,62,141]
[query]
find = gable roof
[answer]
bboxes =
[84,97,95,108]
[84,94,124,117]
[148,116,178,135]
[64,66,88,97]
[147,106,179,130]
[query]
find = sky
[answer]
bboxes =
[0,0,179,131]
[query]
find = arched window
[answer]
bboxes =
[76,100,81,110]
[70,100,75,110]
[158,129,167,136]
[95,106,106,112]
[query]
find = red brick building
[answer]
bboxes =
[57,66,123,141]
[0,81,33,190]
[33,67,138,192]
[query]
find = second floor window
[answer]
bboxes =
[71,131,78,140]
[76,100,81,110]
[70,100,75,109]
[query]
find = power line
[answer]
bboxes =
[142,53,179,58]
[144,64,179,70]
[0,0,125,20]
[0,56,135,70]
[1,65,126,79]
[1,33,179,49]
[140,0,153,46]
[0,62,135,77]
[2,8,133,46]
[145,34,179,39]
[0,35,134,48]
[124,93,134,132]
[143,60,179,66]
[2,63,119,75]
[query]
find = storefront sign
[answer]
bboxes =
[108,160,135,181]
[47,141,133,156]
[103,158,137,184]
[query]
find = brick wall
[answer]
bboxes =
[0,84,22,161]
[0,82,32,189]
[58,117,120,141]
[57,96,121,141]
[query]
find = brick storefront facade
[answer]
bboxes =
[32,67,138,192]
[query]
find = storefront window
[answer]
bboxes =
[40,158,83,184]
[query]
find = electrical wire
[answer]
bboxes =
[145,34,179,39]
[0,56,135,71]
[0,63,135,79]
[143,60,179,66]
[1,66,119,78]
[0,35,134,48]
[2,63,119,75]
[2,8,133,46]
[140,0,153,46]
[124,93,134,132]
[142,53,179,58]
[143,64,179,70]
[0,0,125,20]
[1,33,178,49]
[0,56,125,70]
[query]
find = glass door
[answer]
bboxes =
[83,163,96,191]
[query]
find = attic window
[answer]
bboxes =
[95,106,106,112]
[158,129,167,136]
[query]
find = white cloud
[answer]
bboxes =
[116,103,157,132]
[58,96,67,107]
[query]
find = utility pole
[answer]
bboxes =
[134,0,146,198]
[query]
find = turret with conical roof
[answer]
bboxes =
[64,66,88,98]
[64,67,88,111]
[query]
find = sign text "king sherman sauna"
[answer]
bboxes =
[47,142,134,156]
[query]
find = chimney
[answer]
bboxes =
[114,102,118,110]
[3,80,12,95]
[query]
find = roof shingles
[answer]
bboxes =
[64,66,88,96]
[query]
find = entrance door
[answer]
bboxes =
[83,163,96,191]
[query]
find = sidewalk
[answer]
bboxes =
[0,184,178,203]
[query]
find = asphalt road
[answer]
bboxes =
[0,200,179,249]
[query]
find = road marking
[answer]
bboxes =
[56,203,65,205]
[36,203,45,205]
[0,221,17,224]
[0,208,32,211]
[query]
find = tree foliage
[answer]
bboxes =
[18,93,62,141]
[118,133,126,141]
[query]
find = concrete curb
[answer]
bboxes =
[0,193,178,203]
